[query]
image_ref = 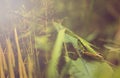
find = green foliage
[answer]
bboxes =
[62,58,113,78]
[47,28,66,78]
[1,0,120,78]
[47,22,113,78]
[113,67,120,78]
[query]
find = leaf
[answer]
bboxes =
[66,58,113,78]
[47,28,66,78]
[113,66,120,78]
[64,34,78,49]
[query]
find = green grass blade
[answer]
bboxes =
[47,28,66,78]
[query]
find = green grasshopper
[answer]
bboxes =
[77,40,104,61]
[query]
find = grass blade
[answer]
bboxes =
[14,28,28,78]
[0,45,6,78]
[47,28,66,78]
[6,39,15,78]
[0,45,7,71]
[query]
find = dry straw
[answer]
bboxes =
[14,28,28,78]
